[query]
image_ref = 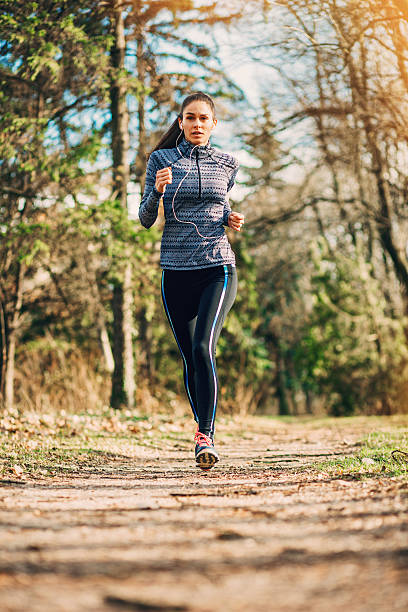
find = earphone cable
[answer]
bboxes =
[169,132,221,241]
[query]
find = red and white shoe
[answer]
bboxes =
[194,428,219,470]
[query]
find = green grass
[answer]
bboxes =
[0,437,110,478]
[313,430,408,480]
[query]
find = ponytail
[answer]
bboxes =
[151,117,182,153]
[151,91,216,154]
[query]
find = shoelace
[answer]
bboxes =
[194,430,213,447]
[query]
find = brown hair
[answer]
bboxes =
[151,92,216,152]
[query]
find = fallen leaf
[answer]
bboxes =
[11,464,24,477]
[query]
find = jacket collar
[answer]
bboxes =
[178,137,212,158]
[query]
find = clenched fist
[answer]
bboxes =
[155,166,172,194]
[228,211,245,232]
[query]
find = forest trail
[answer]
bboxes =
[0,416,407,612]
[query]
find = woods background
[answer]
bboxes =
[1,0,408,418]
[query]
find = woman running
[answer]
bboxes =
[139,91,244,470]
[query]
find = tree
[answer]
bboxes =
[295,241,408,415]
[107,1,135,408]
[0,0,261,413]
[262,0,408,305]
[231,0,408,413]
[0,0,110,410]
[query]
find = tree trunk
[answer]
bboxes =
[375,167,408,304]
[111,282,126,407]
[99,319,114,374]
[276,349,290,416]
[123,260,135,404]
[347,40,408,309]
[109,3,135,408]
[390,11,408,92]
[0,295,7,399]
[269,331,290,416]
[136,28,147,187]
[304,388,313,415]
[134,29,154,383]
[3,261,25,411]
[4,329,16,411]
[138,304,154,384]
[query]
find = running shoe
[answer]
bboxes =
[194,429,219,470]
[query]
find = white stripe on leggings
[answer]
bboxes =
[208,265,228,432]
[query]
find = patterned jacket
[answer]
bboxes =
[139,138,239,270]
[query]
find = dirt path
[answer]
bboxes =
[0,416,407,611]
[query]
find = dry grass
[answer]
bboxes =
[14,338,110,413]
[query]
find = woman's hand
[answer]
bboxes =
[228,211,245,232]
[155,166,172,194]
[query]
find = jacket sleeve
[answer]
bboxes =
[223,157,239,226]
[227,158,239,192]
[139,152,163,228]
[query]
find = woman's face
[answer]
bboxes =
[179,100,217,146]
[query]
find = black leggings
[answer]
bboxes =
[161,264,237,436]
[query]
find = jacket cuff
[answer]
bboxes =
[152,186,164,198]
[223,211,231,226]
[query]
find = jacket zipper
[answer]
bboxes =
[195,149,202,199]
